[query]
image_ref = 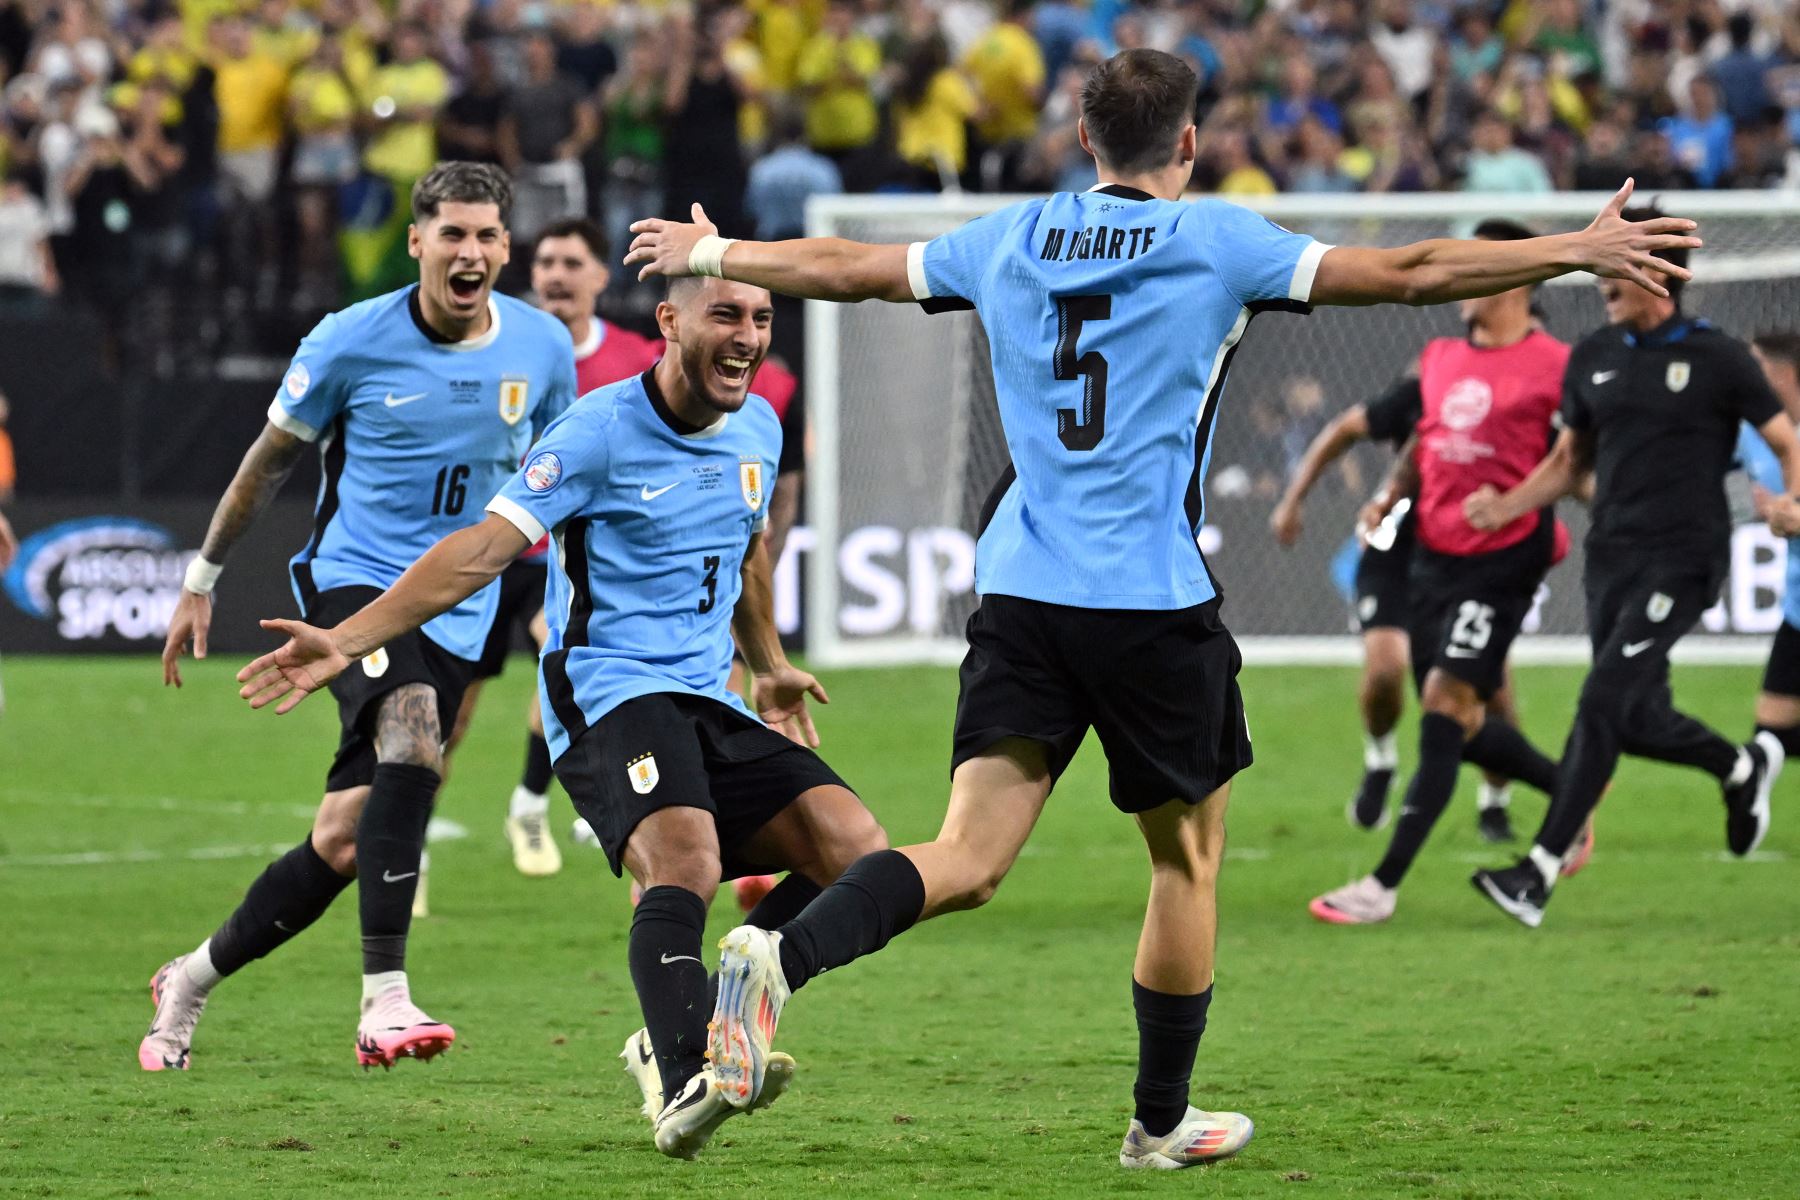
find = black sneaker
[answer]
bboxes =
[1347,768,1394,830]
[1723,739,1777,857]
[1471,860,1549,928]
[1476,805,1516,843]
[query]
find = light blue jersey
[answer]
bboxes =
[485,371,781,761]
[269,287,577,660]
[909,186,1329,609]
[1735,421,1800,627]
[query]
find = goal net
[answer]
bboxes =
[803,192,1800,668]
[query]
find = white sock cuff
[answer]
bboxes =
[1528,845,1561,888]
[1364,731,1399,771]
[1478,782,1513,810]
[184,938,223,991]
[362,970,408,1002]
[509,784,550,820]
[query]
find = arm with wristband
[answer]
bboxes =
[161,422,309,687]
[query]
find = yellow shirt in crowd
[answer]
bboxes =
[752,0,810,94]
[895,68,979,175]
[962,22,1043,145]
[796,31,880,151]
[361,58,449,180]
[213,50,289,153]
[288,64,355,134]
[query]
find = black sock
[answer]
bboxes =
[355,763,440,974]
[521,732,554,795]
[208,836,353,976]
[1462,719,1557,794]
[1133,980,1212,1138]
[1756,723,1800,757]
[628,885,711,1102]
[776,850,925,993]
[1372,712,1466,890]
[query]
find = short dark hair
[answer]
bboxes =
[535,216,609,263]
[411,161,512,226]
[1754,331,1800,370]
[1079,49,1198,175]
[1622,203,1687,304]
[1472,217,1534,242]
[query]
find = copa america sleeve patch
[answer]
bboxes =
[524,451,563,492]
[284,362,311,399]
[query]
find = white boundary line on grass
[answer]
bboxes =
[0,818,471,869]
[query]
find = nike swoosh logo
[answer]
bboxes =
[384,392,428,408]
[274,920,294,932]
[1622,639,1655,658]
[382,869,418,883]
[1591,370,1618,385]
[659,952,702,965]
[641,482,680,501]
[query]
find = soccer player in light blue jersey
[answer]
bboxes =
[1736,332,1800,794]
[234,274,889,1159]
[143,163,577,1074]
[624,48,1704,1166]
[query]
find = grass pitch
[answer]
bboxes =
[1,655,1796,1199]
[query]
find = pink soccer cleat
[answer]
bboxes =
[355,984,455,1069]
[732,874,777,912]
[139,956,209,1072]
[1308,875,1397,925]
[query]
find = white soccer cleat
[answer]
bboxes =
[1308,874,1397,925]
[651,1056,796,1159]
[411,851,430,919]
[139,956,209,1072]
[504,807,562,877]
[571,817,600,848]
[621,1028,664,1121]
[1119,1105,1254,1168]
[708,925,791,1108]
[355,984,455,1069]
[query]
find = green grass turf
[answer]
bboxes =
[2,656,1797,1199]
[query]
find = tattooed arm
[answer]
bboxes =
[162,422,309,687]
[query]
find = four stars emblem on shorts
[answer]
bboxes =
[627,753,660,795]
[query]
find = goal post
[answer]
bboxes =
[803,191,1800,668]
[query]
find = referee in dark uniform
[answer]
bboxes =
[1462,207,1800,927]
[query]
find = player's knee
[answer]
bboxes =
[311,817,358,876]
[813,808,889,878]
[1420,676,1484,737]
[1578,671,1637,731]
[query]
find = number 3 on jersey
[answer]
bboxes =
[1054,294,1110,452]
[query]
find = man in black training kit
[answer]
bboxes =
[627,47,1697,1165]
[1467,213,1800,927]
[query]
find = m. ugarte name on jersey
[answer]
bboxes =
[1037,222,1157,263]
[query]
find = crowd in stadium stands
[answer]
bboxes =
[2,0,1800,327]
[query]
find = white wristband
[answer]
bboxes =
[183,556,223,595]
[688,235,738,278]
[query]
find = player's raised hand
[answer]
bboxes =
[0,510,17,572]
[236,618,351,715]
[1577,179,1702,299]
[624,203,717,282]
[162,589,213,688]
[1766,494,1800,539]
[753,662,830,748]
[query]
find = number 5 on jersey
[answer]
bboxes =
[1054,294,1111,452]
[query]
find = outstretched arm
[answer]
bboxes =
[733,532,828,746]
[1311,180,1700,307]
[162,422,308,687]
[238,514,529,713]
[1271,405,1370,546]
[1465,427,1592,531]
[626,203,917,302]
[1359,432,1421,542]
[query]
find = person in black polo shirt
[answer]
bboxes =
[1463,207,1800,927]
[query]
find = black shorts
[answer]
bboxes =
[308,586,476,791]
[1763,619,1800,698]
[474,558,549,680]
[1407,524,1553,698]
[1354,539,1412,632]
[1583,540,1725,682]
[951,593,1253,812]
[554,692,852,879]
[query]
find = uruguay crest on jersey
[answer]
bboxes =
[740,458,764,511]
[500,376,529,425]
[627,752,659,794]
[1666,362,1690,393]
